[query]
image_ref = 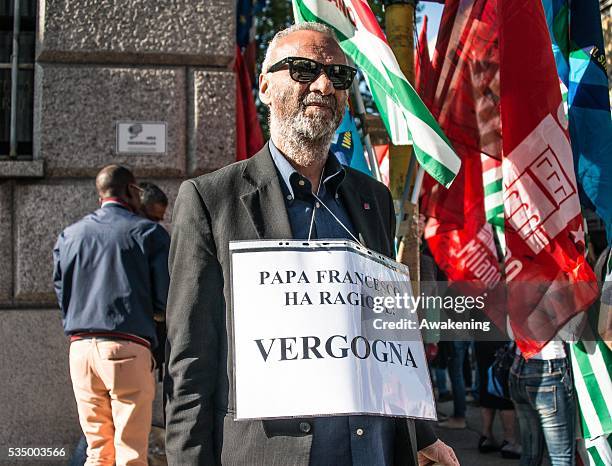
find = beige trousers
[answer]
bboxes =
[69,338,155,466]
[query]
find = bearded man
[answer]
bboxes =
[164,23,459,466]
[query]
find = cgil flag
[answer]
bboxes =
[420,0,506,336]
[422,0,502,294]
[499,0,598,357]
[422,0,598,356]
[421,0,500,230]
[414,15,435,110]
[292,0,461,188]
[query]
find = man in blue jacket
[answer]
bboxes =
[53,165,170,466]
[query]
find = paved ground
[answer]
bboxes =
[152,383,552,466]
[435,398,517,466]
[435,399,550,466]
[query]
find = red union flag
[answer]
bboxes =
[499,0,598,357]
[414,15,434,109]
[425,156,501,290]
[422,0,502,286]
[422,0,507,331]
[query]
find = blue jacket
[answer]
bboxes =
[53,203,170,348]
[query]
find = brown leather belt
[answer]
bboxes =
[70,331,151,349]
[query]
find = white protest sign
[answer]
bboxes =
[230,239,436,421]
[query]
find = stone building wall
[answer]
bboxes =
[0,1,236,460]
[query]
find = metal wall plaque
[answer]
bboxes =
[116,121,167,154]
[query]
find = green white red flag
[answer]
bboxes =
[292,0,461,188]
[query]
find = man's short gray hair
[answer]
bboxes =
[261,22,341,73]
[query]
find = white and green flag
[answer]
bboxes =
[481,154,503,228]
[292,0,461,187]
[571,338,612,439]
[577,436,612,466]
[572,250,612,465]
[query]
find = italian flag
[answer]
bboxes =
[292,0,461,188]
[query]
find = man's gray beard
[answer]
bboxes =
[270,102,343,167]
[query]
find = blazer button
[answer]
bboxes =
[299,421,311,433]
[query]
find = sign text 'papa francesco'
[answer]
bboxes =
[230,240,436,421]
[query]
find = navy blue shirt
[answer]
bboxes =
[270,142,395,466]
[53,203,170,348]
[269,141,358,241]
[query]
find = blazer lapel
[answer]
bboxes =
[339,172,379,251]
[240,144,293,240]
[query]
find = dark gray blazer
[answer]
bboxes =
[164,144,435,465]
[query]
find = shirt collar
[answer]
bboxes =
[269,140,346,200]
[269,140,298,198]
[101,198,131,211]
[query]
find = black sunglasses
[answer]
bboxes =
[267,56,357,90]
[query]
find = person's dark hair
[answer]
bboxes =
[95,165,135,198]
[139,182,168,207]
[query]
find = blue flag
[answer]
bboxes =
[330,108,373,177]
[236,0,265,48]
[543,0,612,244]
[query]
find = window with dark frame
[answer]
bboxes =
[0,0,36,159]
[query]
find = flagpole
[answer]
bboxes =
[395,154,416,237]
[385,0,420,297]
[410,166,425,205]
[350,72,382,182]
